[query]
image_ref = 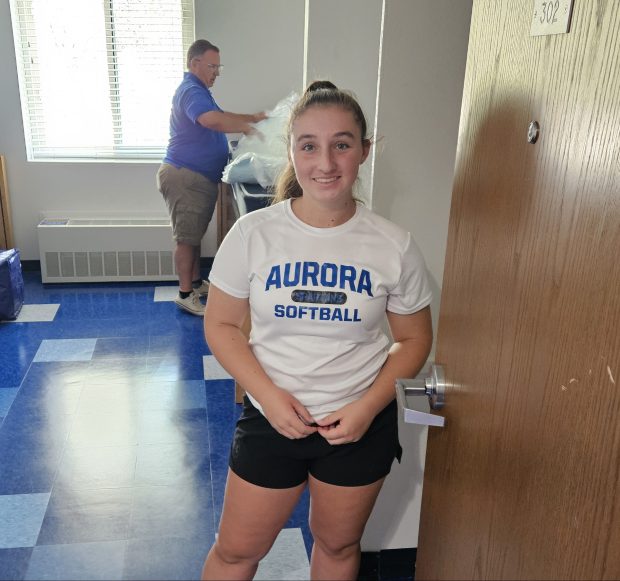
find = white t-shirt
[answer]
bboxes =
[209,199,432,419]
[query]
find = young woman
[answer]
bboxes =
[202,80,433,580]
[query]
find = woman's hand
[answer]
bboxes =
[260,388,318,440]
[315,399,376,446]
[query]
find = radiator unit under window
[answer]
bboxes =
[37,219,177,283]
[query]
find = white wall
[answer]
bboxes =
[372,0,472,342]
[0,0,304,259]
[194,0,305,113]
[362,0,472,550]
[305,0,383,203]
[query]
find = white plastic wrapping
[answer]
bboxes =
[222,91,299,188]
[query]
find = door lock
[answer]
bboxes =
[395,363,446,427]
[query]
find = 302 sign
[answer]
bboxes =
[539,1,560,24]
[530,0,574,36]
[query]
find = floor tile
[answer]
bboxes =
[255,527,310,580]
[0,411,73,455]
[204,379,240,526]
[147,334,185,357]
[2,304,60,323]
[137,407,209,445]
[52,317,150,340]
[0,449,63,495]
[123,534,213,580]
[53,291,153,320]
[0,327,40,387]
[148,333,210,358]
[153,286,178,302]
[66,410,140,447]
[77,379,206,415]
[285,489,313,555]
[25,540,126,580]
[20,361,90,389]
[33,339,97,362]
[0,493,50,549]
[91,336,149,359]
[55,445,138,490]
[8,382,82,419]
[139,379,207,410]
[76,383,142,415]
[36,487,133,545]
[0,547,33,581]
[0,388,19,416]
[203,355,232,380]
[150,353,208,381]
[146,314,198,337]
[129,484,214,540]
[134,441,211,487]
[0,363,29,391]
[86,358,149,384]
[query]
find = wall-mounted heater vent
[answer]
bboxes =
[37,219,177,283]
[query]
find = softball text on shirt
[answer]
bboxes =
[265,260,372,322]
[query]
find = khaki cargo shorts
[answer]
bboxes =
[156,163,219,246]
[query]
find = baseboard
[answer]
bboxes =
[21,260,41,272]
[358,548,417,580]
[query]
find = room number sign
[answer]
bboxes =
[530,0,574,36]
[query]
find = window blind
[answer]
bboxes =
[9,0,194,161]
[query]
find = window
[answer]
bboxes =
[9,0,194,161]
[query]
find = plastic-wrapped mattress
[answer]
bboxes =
[0,248,24,321]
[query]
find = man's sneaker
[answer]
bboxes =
[174,292,205,316]
[193,280,210,296]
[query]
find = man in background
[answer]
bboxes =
[157,39,266,315]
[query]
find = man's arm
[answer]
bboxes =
[197,110,267,135]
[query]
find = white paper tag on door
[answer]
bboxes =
[530,0,574,37]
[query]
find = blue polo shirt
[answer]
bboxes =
[163,72,229,183]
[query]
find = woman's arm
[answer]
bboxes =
[358,305,433,417]
[317,306,433,445]
[204,285,318,439]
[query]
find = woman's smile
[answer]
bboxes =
[313,176,340,184]
[290,105,369,207]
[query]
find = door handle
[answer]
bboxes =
[396,363,446,427]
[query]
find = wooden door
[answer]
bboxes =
[415,1,620,579]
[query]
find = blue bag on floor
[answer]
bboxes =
[0,248,24,321]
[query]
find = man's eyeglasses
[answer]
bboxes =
[193,58,224,72]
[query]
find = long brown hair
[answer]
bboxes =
[272,81,371,204]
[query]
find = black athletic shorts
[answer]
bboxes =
[229,396,402,489]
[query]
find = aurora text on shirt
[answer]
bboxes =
[264,262,373,297]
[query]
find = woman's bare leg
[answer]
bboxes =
[308,474,385,580]
[201,469,306,580]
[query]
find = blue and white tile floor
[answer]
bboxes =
[0,270,414,580]
[0,271,312,580]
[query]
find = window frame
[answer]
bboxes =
[9,0,195,163]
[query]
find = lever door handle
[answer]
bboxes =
[395,363,446,427]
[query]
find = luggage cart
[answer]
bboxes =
[229,181,274,218]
